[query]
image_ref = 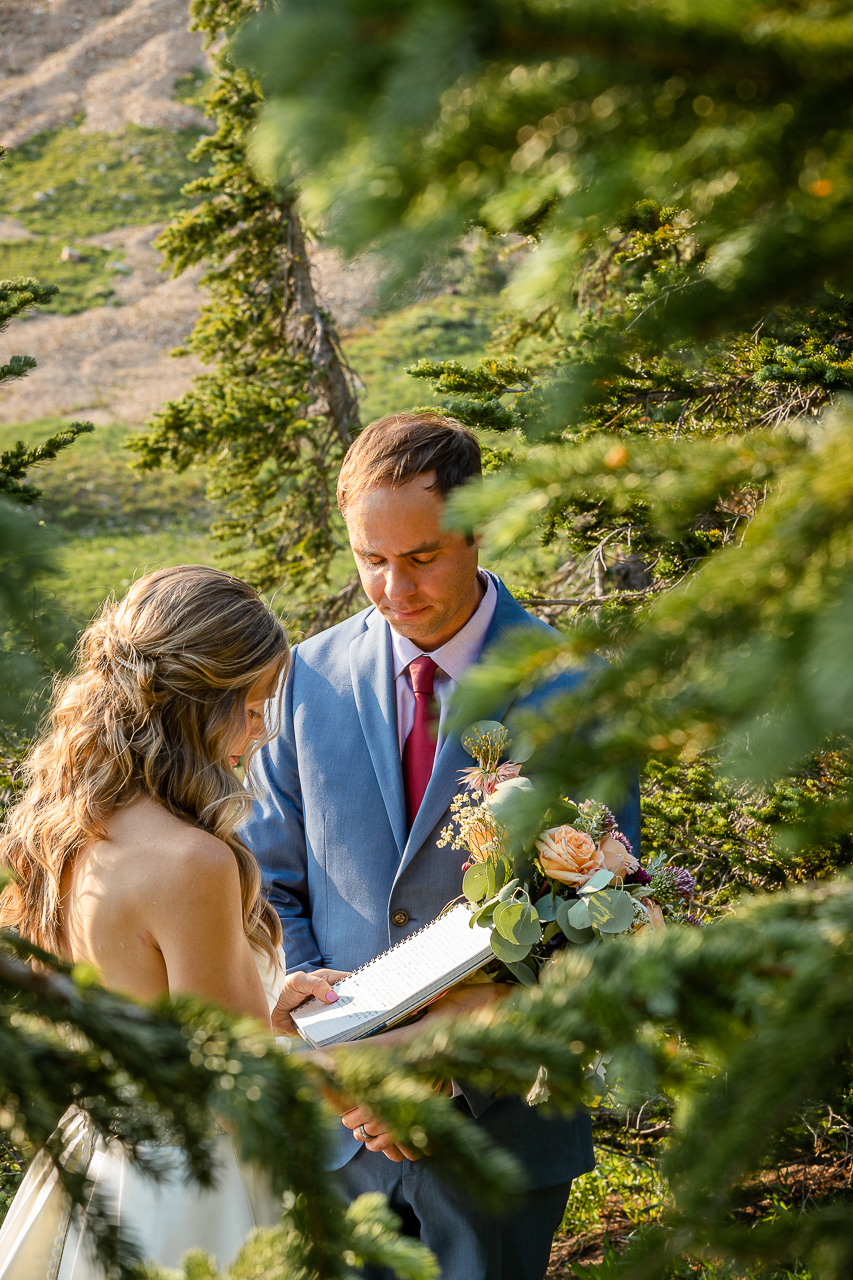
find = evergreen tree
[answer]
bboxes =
[0,226,94,733]
[235,2,853,1274]
[0,929,522,1280]
[341,875,853,1280]
[7,6,853,1277]
[242,0,853,889]
[0,275,93,511]
[241,0,853,604]
[130,0,361,635]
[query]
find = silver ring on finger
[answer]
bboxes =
[355,1124,373,1142]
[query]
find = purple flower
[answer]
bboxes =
[648,864,696,906]
[628,865,653,886]
[600,806,618,834]
[672,866,697,900]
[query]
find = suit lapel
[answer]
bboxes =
[349,612,408,857]
[395,577,530,880]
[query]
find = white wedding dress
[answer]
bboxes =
[0,952,289,1279]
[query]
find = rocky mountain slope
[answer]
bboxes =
[0,0,208,144]
[0,0,375,427]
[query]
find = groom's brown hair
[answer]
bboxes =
[336,411,481,516]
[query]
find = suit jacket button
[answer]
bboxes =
[391,909,409,928]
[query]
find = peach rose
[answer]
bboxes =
[635,898,666,934]
[599,834,640,883]
[535,825,604,886]
[466,821,498,863]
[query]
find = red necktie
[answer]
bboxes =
[402,656,439,827]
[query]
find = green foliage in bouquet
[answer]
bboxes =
[129,0,361,634]
[441,724,687,986]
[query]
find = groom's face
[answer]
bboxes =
[345,473,481,651]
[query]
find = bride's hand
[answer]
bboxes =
[272,968,349,1036]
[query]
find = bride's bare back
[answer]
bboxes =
[60,794,270,1021]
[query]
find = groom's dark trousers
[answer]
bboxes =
[242,573,641,1280]
[340,1146,573,1280]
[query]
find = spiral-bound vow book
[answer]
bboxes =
[291,905,493,1049]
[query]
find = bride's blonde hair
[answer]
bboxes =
[0,565,287,962]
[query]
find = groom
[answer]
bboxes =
[243,412,641,1280]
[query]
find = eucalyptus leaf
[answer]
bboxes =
[487,776,534,824]
[489,931,532,963]
[462,863,490,903]
[535,895,561,923]
[471,901,496,928]
[563,922,597,945]
[493,901,541,946]
[557,898,596,942]
[503,960,538,987]
[542,920,561,944]
[566,898,591,930]
[510,730,535,763]
[579,868,616,895]
[497,877,520,902]
[586,889,635,934]
[462,720,506,758]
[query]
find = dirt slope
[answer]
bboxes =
[0,0,208,145]
[0,0,376,427]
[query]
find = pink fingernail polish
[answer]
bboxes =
[325,991,339,1003]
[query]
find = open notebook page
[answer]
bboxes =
[292,904,493,1048]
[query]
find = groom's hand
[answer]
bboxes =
[272,968,349,1036]
[424,979,512,1022]
[340,1105,423,1163]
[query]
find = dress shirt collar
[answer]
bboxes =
[389,571,498,681]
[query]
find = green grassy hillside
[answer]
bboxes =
[0,122,212,314]
[0,417,216,629]
[3,282,512,634]
[0,103,542,639]
[1,121,210,237]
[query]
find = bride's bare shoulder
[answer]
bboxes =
[102,795,238,887]
[65,796,247,997]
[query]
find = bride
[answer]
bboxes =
[0,565,350,1278]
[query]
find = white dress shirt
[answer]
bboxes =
[390,571,498,759]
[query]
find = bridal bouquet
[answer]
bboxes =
[439,722,697,987]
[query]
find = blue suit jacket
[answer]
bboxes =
[242,574,641,1185]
